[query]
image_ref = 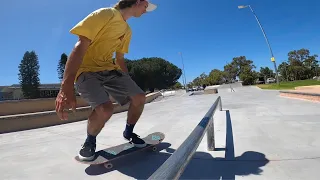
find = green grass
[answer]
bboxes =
[256,79,320,90]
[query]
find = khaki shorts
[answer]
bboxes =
[75,70,145,109]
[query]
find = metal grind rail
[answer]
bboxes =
[148,96,222,180]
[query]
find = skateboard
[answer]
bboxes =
[74,132,165,169]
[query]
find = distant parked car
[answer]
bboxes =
[266,78,276,84]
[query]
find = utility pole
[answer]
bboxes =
[238,5,280,85]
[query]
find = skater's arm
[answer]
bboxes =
[115,30,131,74]
[55,35,91,120]
[61,35,91,87]
[115,52,129,74]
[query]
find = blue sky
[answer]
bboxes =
[1,0,319,86]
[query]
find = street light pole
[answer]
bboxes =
[238,5,280,85]
[178,52,187,91]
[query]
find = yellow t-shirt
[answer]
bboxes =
[69,7,132,81]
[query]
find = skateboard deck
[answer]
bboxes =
[74,132,165,169]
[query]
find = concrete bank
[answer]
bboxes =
[0,92,161,134]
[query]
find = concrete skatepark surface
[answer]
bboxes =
[1,85,320,179]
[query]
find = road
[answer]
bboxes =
[1,85,319,179]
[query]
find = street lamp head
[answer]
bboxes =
[238,5,248,9]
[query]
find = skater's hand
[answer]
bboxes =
[55,83,77,120]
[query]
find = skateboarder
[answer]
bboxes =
[55,0,157,161]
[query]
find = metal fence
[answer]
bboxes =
[148,96,222,180]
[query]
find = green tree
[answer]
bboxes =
[288,48,309,66]
[278,62,290,81]
[208,69,224,85]
[126,57,182,91]
[259,67,274,78]
[232,56,256,76]
[223,62,238,82]
[227,56,257,85]
[258,67,274,82]
[57,53,68,81]
[303,54,319,78]
[239,66,258,85]
[172,82,183,89]
[199,73,209,85]
[190,73,209,86]
[285,48,318,80]
[18,51,41,99]
[192,77,202,86]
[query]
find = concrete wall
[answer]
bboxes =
[0,95,127,116]
[0,97,90,116]
[0,92,161,134]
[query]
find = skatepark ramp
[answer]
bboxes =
[148,96,222,180]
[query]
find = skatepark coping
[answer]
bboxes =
[148,96,222,180]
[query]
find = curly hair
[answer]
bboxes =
[113,0,146,10]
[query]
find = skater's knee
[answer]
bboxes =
[94,102,114,120]
[130,93,146,107]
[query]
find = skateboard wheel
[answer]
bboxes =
[104,163,113,169]
[152,147,157,152]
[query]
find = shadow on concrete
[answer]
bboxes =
[84,142,173,178]
[84,110,269,180]
[181,110,269,179]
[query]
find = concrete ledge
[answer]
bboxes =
[189,86,219,96]
[204,89,218,94]
[205,85,221,89]
[161,90,176,97]
[0,92,161,134]
[279,90,320,102]
[203,85,219,94]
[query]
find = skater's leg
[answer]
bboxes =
[127,93,146,125]
[122,93,147,147]
[123,93,146,138]
[75,72,112,161]
[101,70,147,147]
[87,102,114,137]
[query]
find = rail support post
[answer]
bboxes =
[206,116,215,151]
